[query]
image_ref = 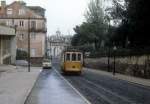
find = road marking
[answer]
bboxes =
[54,69,92,104]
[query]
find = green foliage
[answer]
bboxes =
[126,0,150,47]
[16,49,28,60]
[88,48,150,58]
[85,0,104,24]
[104,0,128,48]
[72,22,99,45]
[107,0,150,48]
[72,0,150,56]
[72,0,108,50]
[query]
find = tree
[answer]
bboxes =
[104,0,128,48]
[71,0,110,50]
[72,23,97,46]
[85,0,104,24]
[85,0,107,49]
[107,0,150,48]
[126,0,150,48]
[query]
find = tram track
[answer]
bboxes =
[65,75,138,104]
[81,77,137,104]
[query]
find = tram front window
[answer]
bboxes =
[78,54,81,61]
[72,53,76,61]
[66,53,70,61]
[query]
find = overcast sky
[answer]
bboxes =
[3,0,89,35]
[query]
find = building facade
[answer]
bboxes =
[0,1,46,64]
[47,30,71,58]
[0,25,16,64]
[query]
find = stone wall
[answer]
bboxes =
[84,55,150,79]
[30,57,43,66]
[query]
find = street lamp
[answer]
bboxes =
[28,17,31,72]
[105,15,111,72]
[113,46,117,75]
[14,24,18,68]
[107,46,110,72]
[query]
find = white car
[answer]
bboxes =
[42,59,52,69]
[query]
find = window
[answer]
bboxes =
[78,54,81,61]
[7,8,12,15]
[0,36,1,53]
[66,53,70,61]
[6,21,11,26]
[19,21,24,27]
[18,48,27,52]
[30,32,36,40]
[72,53,76,61]
[31,48,36,57]
[20,34,24,40]
[12,19,14,26]
[31,21,36,30]
[19,9,25,15]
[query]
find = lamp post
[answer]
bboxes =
[105,15,111,72]
[14,24,17,68]
[113,46,117,75]
[107,46,110,72]
[28,17,30,72]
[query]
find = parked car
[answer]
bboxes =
[16,60,28,66]
[42,59,52,69]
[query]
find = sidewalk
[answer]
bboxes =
[0,65,41,104]
[84,68,150,87]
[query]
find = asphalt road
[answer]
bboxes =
[62,69,150,104]
[53,59,150,104]
[25,59,150,104]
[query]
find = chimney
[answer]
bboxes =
[1,1,6,7]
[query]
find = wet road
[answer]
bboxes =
[25,68,89,104]
[53,59,150,104]
[63,69,150,104]
[25,59,150,104]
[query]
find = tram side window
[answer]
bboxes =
[78,54,81,61]
[66,53,70,61]
[72,53,76,61]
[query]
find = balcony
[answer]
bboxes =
[29,27,47,33]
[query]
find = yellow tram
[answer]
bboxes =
[61,49,83,74]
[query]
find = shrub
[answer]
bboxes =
[16,49,28,60]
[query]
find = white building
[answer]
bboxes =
[47,30,71,58]
[0,25,16,64]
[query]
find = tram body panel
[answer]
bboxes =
[64,61,82,72]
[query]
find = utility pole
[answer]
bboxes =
[45,34,48,58]
[113,46,117,75]
[107,18,111,72]
[28,18,30,72]
[107,47,110,72]
[113,52,116,75]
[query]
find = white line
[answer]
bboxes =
[54,69,92,104]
